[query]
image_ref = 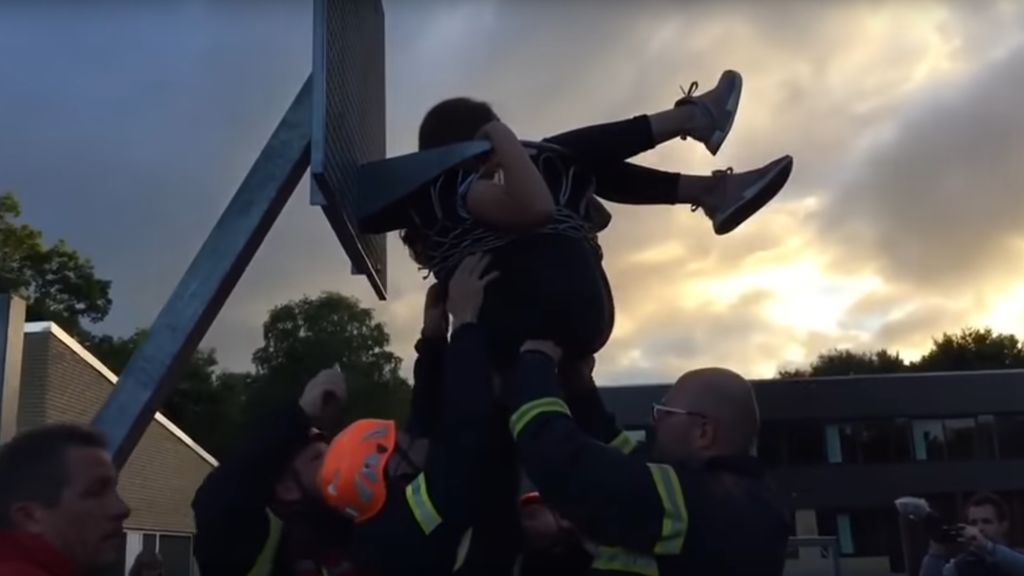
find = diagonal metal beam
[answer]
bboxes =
[92,76,314,467]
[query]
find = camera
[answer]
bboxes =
[895,496,962,543]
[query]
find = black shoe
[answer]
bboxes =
[701,155,794,235]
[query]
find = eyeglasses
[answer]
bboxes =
[651,403,707,423]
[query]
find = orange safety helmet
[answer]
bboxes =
[319,418,397,522]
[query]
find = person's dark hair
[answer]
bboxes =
[418,97,498,151]
[128,549,163,576]
[0,424,108,529]
[967,492,1010,523]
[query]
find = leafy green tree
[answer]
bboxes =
[779,348,907,378]
[0,192,112,334]
[249,292,410,430]
[913,327,1024,372]
[782,327,1024,378]
[85,328,247,458]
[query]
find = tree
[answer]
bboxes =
[0,192,112,334]
[782,327,1024,378]
[779,348,907,378]
[913,327,1024,372]
[249,292,410,430]
[85,329,248,459]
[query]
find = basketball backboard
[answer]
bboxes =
[311,0,388,299]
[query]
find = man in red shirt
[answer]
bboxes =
[0,424,130,575]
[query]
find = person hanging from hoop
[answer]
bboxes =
[401,70,792,370]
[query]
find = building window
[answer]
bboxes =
[756,422,787,467]
[158,534,193,576]
[912,420,946,461]
[124,531,194,576]
[996,415,1024,460]
[944,418,978,461]
[824,420,912,464]
[818,509,901,560]
[977,415,997,459]
[837,514,854,555]
[787,421,827,465]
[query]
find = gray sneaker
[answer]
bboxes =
[700,155,794,235]
[675,70,744,156]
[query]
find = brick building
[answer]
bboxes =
[1,296,216,576]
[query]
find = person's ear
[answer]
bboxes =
[9,502,47,533]
[697,419,717,448]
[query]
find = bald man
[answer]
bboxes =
[504,342,791,575]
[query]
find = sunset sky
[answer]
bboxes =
[3,0,1023,385]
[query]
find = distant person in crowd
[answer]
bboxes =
[921,492,1024,576]
[128,549,163,576]
[504,344,792,575]
[516,491,592,576]
[192,366,361,576]
[0,424,130,576]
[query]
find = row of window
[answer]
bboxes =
[757,414,1024,467]
[102,531,195,576]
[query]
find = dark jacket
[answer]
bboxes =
[508,351,792,576]
[0,531,75,576]
[191,400,357,576]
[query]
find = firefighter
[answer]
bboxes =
[505,341,792,575]
[317,253,498,576]
[191,366,357,576]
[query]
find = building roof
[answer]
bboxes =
[23,322,218,467]
[600,369,1024,428]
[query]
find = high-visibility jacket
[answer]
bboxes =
[192,397,359,576]
[347,322,494,576]
[507,351,792,576]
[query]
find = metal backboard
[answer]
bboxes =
[312,0,388,299]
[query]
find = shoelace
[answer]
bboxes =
[678,81,699,99]
[690,167,734,213]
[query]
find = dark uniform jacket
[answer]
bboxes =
[509,351,792,576]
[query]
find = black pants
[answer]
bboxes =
[477,114,674,368]
[462,115,672,576]
[544,114,681,206]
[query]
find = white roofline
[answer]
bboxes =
[24,322,219,467]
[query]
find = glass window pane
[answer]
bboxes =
[825,425,843,464]
[944,418,978,460]
[977,415,996,460]
[912,420,946,461]
[996,415,1024,459]
[142,533,157,553]
[757,422,786,467]
[158,534,192,576]
[788,421,827,465]
[859,421,901,464]
[892,419,912,462]
[837,514,854,555]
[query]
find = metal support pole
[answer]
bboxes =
[0,294,26,443]
[92,76,313,467]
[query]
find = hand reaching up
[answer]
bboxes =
[447,253,499,330]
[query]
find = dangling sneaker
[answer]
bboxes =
[675,69,743,156]
[696,155,794,235]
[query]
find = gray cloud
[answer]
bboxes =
[819,43,1024,290]
[5,0,1024,382]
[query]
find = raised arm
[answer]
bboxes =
[464,121,555,230]
[561,355,639,455]
[506,342,683,554]
[406,283,449,438]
